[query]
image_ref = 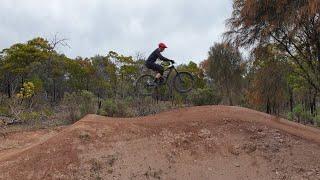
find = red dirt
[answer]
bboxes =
[1,106,320,180]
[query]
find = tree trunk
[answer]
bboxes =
[289,87,294,112]
[272,103,276,115]
[312,93,317,116]
[7,80,11,98]
[266,97,271,114]
[225,84,233,106]
[53,79,56,103]
[21,76,24,87]
[98,93,102,109]
[86,78,89,91]
[228,96,233,106]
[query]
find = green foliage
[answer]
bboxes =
[19,111,42,123]
[226,0,320,92]
[247,44,290,114]
[314,115,320,127]
[29,77,43,92]
[63,90,97,122]
[292,104,304,121]
[289,104,314,124]
[188,88,222,106]
[79,90,98,116]
[302,112,313,123]
[43,108,54,117]
[17,82,36,99]
[1,36,318,130]
[286,112,294,121]
[205,42,245,105]
[1,38,50,78]
[98,99,131,117]
[63,93,80,121]
[0,106,10,116]
[130,97,175,116]
[177,61,206,89]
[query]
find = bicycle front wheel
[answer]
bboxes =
[173,72,194,93]
[135,75,156,96]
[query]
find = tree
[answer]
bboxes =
[0,38,51,98]
[225,0,320,93]
[205,42,245,105]
[177,61,206,89]
[247,44,290,114]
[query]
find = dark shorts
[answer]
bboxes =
[145,62,164,75]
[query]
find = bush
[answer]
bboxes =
[130,96,175,116]
[63,90,97,122]
[19,111,42,123]
[286,111,294,121]
[314,115,320,127]
[63,92,81,121]
[16,82,35,99]
[188,88,221,106]
[79,90,97,116]
[292,104,304,122]
[98,99,131,117]
[301,111,314,124]
[0,106,10,117]
[290,104,314,124]
[43,108,54,117]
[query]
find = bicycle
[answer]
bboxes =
[135,61,194,96]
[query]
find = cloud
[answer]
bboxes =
[0,0,233,63]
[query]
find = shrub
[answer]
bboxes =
[98,99,131,117]
[286,111,294,121]
[63,92,81,121]
[129,96,176,116]
[301,111,314,124]
[43,108,54,117]
[79,90,97,116]
[63,90,97,122]
[188,88,222,106]
[16,82,35,99]
[292,104,304,122]
[290,104,314,124]
[19,111,42,124]
[0,106,10,117]
[314,115,320,127]
[172,93,188,107]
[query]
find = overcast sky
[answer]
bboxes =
[0,0,233,64]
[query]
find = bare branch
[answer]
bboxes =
[48,33,71,51]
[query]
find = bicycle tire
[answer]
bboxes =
[173,72,194,93]
[135,74,156,96]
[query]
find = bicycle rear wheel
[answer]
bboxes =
[173,72,194,93]
[135,75,156,96]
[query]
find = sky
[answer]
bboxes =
[0,0,233,64]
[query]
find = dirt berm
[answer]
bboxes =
[1,106,320,180]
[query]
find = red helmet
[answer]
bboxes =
[158,43,168,48]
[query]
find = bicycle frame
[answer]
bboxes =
[161,64,179,85]
[135,62,194,95]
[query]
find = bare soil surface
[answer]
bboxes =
[1,106,320,180]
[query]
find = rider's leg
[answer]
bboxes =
[153,64,164,82]
[155,73,161,79]
[146,63,164,84]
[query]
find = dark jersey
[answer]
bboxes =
[146,48,171,63]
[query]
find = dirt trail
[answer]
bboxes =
[1,106,320,180]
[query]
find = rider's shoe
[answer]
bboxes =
[154,77,164,85]
[159,77,164,84]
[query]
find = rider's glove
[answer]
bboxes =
[170,60,175,64]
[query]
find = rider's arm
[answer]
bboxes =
[156,50,171,62]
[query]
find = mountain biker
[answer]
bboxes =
[145,43,175,84]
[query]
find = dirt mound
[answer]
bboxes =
[1,106,320,180]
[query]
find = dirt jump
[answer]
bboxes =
[0,106,320,180]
